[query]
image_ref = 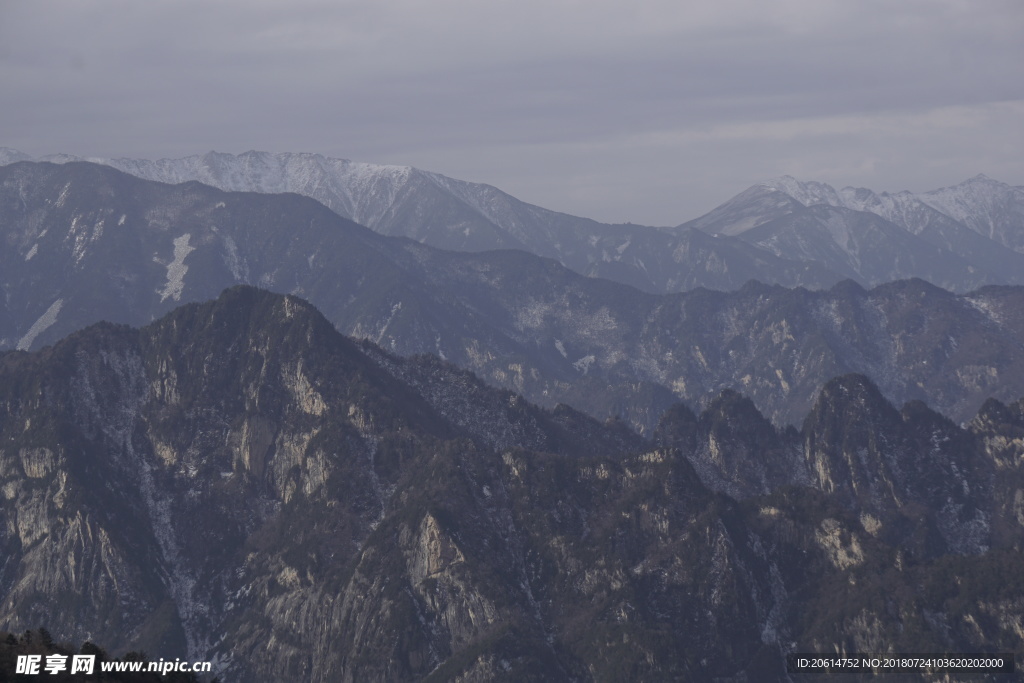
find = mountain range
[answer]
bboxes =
[2,161,1024,433]
[4,149,1023,294]
[1,146,1024,680]
[0,286,1021,681]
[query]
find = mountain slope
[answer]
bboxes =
[838,181,1024,280]
[680,182,807,236]
[740,204,990,291]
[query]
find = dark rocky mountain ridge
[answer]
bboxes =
[0,287,1022,681]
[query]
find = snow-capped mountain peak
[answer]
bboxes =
[760,175,843,208]
[916,174,1024,249]
[755,173,1024,257]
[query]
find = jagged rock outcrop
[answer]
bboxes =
[0,288,778,681]
[655,391,806,499]
[2,287,1022,681]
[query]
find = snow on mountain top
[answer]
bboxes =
[3,148,415,189]
[3,149,422,227]
[760,176,843,208]
[3,148,1018,255]
[760,174,1020,213]
[919,174,1022,222]
[913,175,1024,249]
[0,148,32,165]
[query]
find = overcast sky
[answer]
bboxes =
[2,0,1022,225]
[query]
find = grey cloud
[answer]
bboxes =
[1,0,1022,224]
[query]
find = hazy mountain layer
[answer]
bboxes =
[0,149,841,295]
[3,161,1024,432]
[7,149,1023,294]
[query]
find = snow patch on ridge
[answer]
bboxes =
[159,234,195,302]
[573,355,596,374]
[17,299,64,351]
[965,295,1003,325]
[55,183,71,208]
[221,234,247,281]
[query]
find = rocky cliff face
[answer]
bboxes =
[0,288,772,681]
[0,288,1022,681]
